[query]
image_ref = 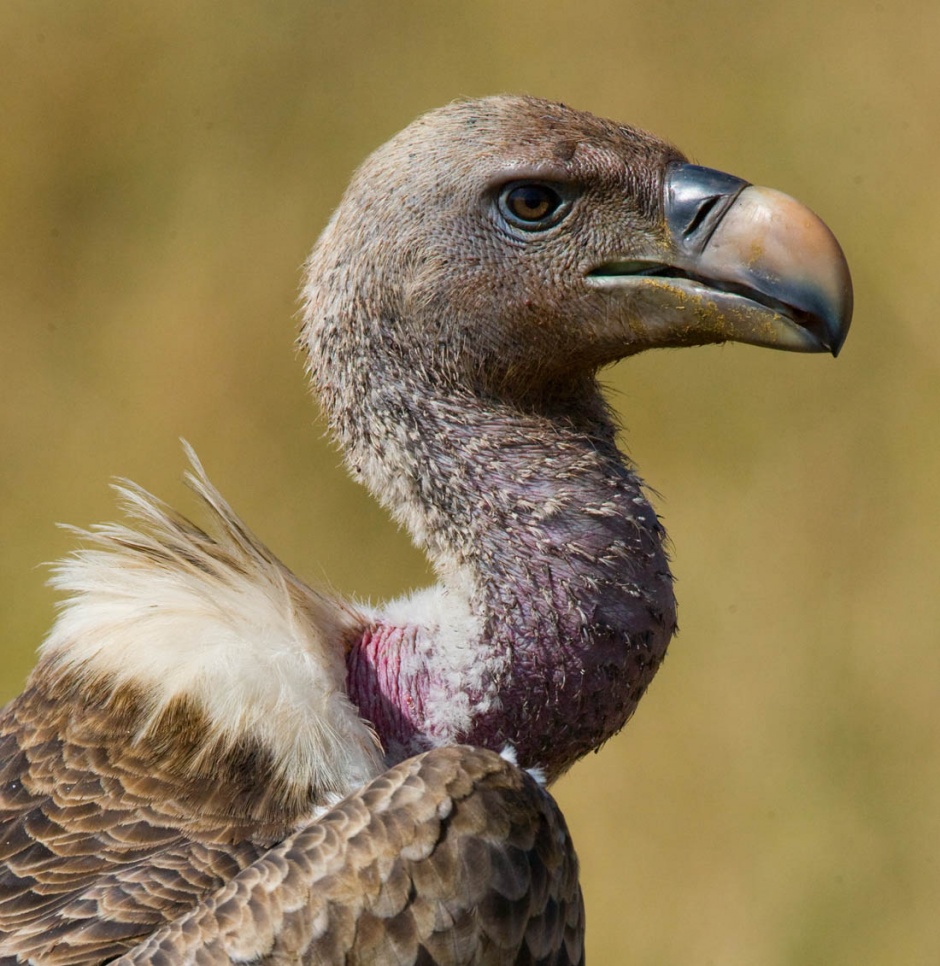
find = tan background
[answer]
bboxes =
[1,2,936,962]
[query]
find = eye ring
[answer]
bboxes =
[498,182,570,231]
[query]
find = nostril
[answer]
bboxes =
[683,194,720,238]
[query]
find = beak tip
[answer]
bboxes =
[816,303,851,358]
[827,270,854,358]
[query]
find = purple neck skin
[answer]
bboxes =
[342,384,677,782]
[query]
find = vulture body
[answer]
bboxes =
[0,96,851,964]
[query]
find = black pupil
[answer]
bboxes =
[508,185,557,221]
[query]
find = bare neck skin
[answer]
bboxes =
[338,364,677,782]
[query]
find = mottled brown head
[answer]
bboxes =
[304,95,851,405]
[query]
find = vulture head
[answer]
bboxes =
[305,95,849,407]
[0,95,852,965]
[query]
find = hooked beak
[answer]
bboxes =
[587,162,853,356]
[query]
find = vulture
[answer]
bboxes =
[0,96,852,965]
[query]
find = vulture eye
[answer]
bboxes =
[499,182,569,230]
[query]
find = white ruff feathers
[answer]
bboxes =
[41,445,384,801]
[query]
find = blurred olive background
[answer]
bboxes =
[1,2,936,962]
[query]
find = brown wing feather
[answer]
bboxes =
[117,746,584,966]
[0,671,289,965]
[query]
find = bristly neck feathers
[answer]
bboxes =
[310,328,677,782]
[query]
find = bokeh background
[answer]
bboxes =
[1,2,936,962]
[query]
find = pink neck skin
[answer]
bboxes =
[345,622,431,764]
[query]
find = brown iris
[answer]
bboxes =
[501,183,564,228]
